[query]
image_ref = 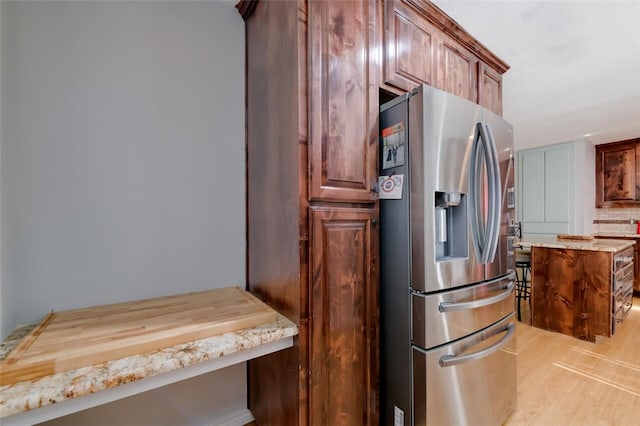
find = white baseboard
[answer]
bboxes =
[205,408,255,426]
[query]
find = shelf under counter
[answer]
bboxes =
[0,288,298,426]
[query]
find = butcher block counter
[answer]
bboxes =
[0,287,298,426]
[520,236,635,342]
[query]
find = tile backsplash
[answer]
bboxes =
[593,208,640,234]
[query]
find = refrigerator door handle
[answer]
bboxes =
[470,122,501,264]
[470,123,487,262]
[438,278,515,313]
[484,123,502,263]
[439,321,515,367]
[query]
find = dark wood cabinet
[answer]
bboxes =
[381,0,508,115]
[596,139,640,207]
[309,0,378,202]
[436,35,478,102]
[478,62,503,116]
[531,247,614,342]
[309,206,378,426]
[532,244,635,342]
[239,0,507,423]
[382,0,437,92]
[240,1,379,424]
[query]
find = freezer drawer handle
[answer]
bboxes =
[438,278,515,313]
[439,322,515,368]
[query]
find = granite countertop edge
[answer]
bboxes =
[0,314,298,418]
[593,233,640,239]
[520,236,635,252]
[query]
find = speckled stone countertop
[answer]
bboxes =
[594,233,640,239]
[519,236,635,252]
[0,314,297,418]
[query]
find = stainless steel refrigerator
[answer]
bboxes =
[379,85,517,426]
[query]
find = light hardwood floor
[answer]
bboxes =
[245,299,639,426]
[506,297,640,425]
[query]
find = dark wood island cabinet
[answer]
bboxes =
[237,1,508,424]
[526,237,635,342]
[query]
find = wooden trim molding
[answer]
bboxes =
[236,0,259,21]
[404,0,510,73]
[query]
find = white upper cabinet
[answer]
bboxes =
[517,140,595,238]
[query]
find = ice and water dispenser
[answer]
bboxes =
[434,191,468,261]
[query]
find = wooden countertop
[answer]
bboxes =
[1,287,278,386]
[519,236,635,252]
[0,288,298,425]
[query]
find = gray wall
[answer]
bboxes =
[1,1,247,424]
[0,0,7,353]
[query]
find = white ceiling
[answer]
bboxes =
[432,0,640,151]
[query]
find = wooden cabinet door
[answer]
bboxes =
[596,140,640,207]
[309,206,378,426]
[308,0,378,202]
[518,144,573,236]
[478,62,502,116]
[382,0,436,92]
[436,34,478,102]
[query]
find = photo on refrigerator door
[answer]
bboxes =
[382,122,405,170]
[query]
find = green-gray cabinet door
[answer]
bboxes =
[518,143,574,237]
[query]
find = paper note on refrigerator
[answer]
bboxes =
[381,123,405,170]
[378,175,404,199]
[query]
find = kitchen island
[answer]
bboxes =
[521,236,635,342]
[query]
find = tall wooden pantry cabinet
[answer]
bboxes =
[238,1,379,425]
[236,1,509,424]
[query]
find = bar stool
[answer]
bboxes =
[515,249,532,323]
